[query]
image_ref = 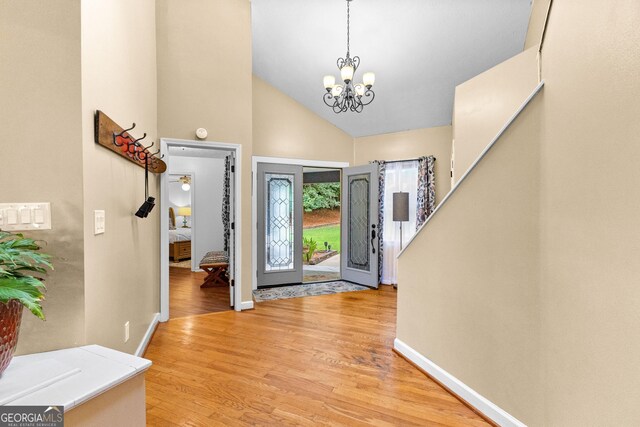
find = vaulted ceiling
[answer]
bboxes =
[252,0,532,137]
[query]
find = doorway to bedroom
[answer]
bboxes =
[161,140,240,321]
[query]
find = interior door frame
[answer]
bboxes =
[251,156,350,290]
[160,138,243,321]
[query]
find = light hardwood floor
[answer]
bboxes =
[145,285,490,426]
[169,267,231,319]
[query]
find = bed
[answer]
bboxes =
[169,207,192,261]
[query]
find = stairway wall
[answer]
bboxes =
[397,0,640,423]
[538,0,640,423]
[452,46,539,184]
[397,94,544,425]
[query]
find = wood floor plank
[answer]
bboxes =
[145,285,490,426]
[169,267,231,318]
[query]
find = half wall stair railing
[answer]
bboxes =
[398,80,545,256]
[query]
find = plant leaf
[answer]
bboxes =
[0,278,45,320]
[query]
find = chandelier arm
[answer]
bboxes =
[323,93,335,107]
[351,95,362,112]
[360,89,375,106]
[352,56,360,72]
[337,94,347,113]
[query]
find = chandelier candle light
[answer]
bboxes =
[323,0,375,113]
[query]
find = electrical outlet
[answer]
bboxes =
[124,321,130,343]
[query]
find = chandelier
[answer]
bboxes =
[322,0,375,113]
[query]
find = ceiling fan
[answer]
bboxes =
[170,175,191,191]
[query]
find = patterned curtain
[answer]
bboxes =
[370,160,386,283]
[222,155,231,253]
[416,156,436,229]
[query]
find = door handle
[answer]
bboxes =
[371,228,376,254]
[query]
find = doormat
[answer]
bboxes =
[253,281,369,302]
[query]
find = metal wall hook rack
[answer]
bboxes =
[95,110,166,174]
[133,141,155,162]
[113,123,136,146]
[131,133,147,146]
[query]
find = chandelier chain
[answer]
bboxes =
[346,0,350,56]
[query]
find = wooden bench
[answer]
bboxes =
[199,251,229,288]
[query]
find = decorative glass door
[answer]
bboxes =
[257,163,303,286]
[341,164,379,287]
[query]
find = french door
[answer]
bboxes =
[341,164,379,288]
[256,161,379,288]
[256,163,304,286]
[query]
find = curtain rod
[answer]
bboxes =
[383,156,436,164]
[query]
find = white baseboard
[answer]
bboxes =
[239,300,254,310]
[135,313,160,357]
[393,338,526,427]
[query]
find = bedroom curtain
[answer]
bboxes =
[370,160,386,283]
[381,160,419,285]
[222,155,231,253]
[416,156,436,230]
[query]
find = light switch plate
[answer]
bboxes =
[94,210,106,235]
[0,203,51,231]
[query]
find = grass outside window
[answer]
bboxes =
[303,225,340,253]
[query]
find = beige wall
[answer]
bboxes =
[81,0,159,353]
[1,0,86,355]
[524,0,551,50]
[156,0,253,303]
[398,0,640,424]
[539,0,640,423]
[452,46,539,183]
[253,76,353,163]
[354,126,452,205]
[397,96,543,425]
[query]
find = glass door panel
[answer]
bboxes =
[347,175,370,271]
[257,163,303,286]
[265,173,295,271]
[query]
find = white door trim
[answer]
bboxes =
[251,156,350,290]
[160,138,243,321]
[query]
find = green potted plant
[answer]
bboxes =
[0,231,52,375]
[303,237,317,264]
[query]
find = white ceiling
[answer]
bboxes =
[251,0,532,137]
